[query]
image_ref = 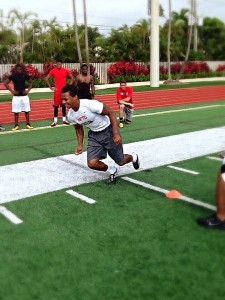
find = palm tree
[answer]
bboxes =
[176,2,194,80]
[8,9,38,63]
[72,0,82,64]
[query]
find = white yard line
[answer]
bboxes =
[66,190,96,204]
[167,165,199,175]
[134,104,225,118]
[207,156,222,162]
[0,103,223,135]
[122,177,216,211]
[0,126,225,204]
[0,206,23,224]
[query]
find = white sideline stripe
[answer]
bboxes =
[167,165,199,175]
[1,104,224,135]
[207,156,222,162]
[134,104,225,118]
[0,124,71,135]
[122,177,216,211]
[0,206,23,224]
[66,190,96,204]
[1,126,225,204]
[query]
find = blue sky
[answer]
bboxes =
[1,0,225,34]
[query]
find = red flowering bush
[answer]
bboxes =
[216,64,225,72]
[107,61,149,82]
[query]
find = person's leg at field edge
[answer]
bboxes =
[11,112,20,130]
[24,112,33,129]
[197,159,225,229]
[51,105,59,127]
[61,104,70,125]
[118,104,125,127]
[88,153,139,184]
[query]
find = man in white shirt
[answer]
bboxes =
[61,84,140,183]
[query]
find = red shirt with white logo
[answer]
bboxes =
[116,86,133,104]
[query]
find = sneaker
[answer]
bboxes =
[12,125,19,131]
[51,122,57,127]
[197,214,225,230]
[63,120,70,125]
[26,124,34,129]
[119,122,124,128]
[132,153,140,170]
[125,119,132,124]
[0,126,6,132]
[108,168,117,184]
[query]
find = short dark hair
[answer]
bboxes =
[15,63,23,69]
[120,79,127,85]
[61,84,78,97]
[81,63,88,69]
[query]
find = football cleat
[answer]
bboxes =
[108,168,117,184]
[26,124,34,129]
[132,153,140,170]
[197,214,225,230]
[51,122,57,127]
[12,125,19,131]
[63,120,70,125]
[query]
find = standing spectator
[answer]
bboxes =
[197,152,225,230]
[61,84,140,184]
[45,61,73,127]
[75,63,95,99]
[4,64,34,131]
[116,80,134,128]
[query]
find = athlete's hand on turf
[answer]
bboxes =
[113,133,122,145]
[75,147,83,155]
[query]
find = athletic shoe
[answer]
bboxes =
[12,125,19,131]
[108,168,117,184]
[0,126,6,132]
[26,124,34,129]
[63,120,70,125]
[51,122,57,127]
[197,214,225,230]
[125,119,132,124]
[119,122,124,128]
[132,153,140,170]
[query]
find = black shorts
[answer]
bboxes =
[87,125,124,164]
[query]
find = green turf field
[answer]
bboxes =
[0,93,225,299]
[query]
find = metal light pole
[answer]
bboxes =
[150,0,159,87]
[83,0,90,73]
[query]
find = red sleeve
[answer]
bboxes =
[127,87,133,98]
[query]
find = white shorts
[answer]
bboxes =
[12,95,31,113]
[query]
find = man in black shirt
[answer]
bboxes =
[4,64,34,131]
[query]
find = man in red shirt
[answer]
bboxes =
[46,61,73,127]
[116,80,134,128]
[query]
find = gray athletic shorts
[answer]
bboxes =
[87,125,124,164]
[124,106,133,122]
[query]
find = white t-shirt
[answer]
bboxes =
[67,99,110,132]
